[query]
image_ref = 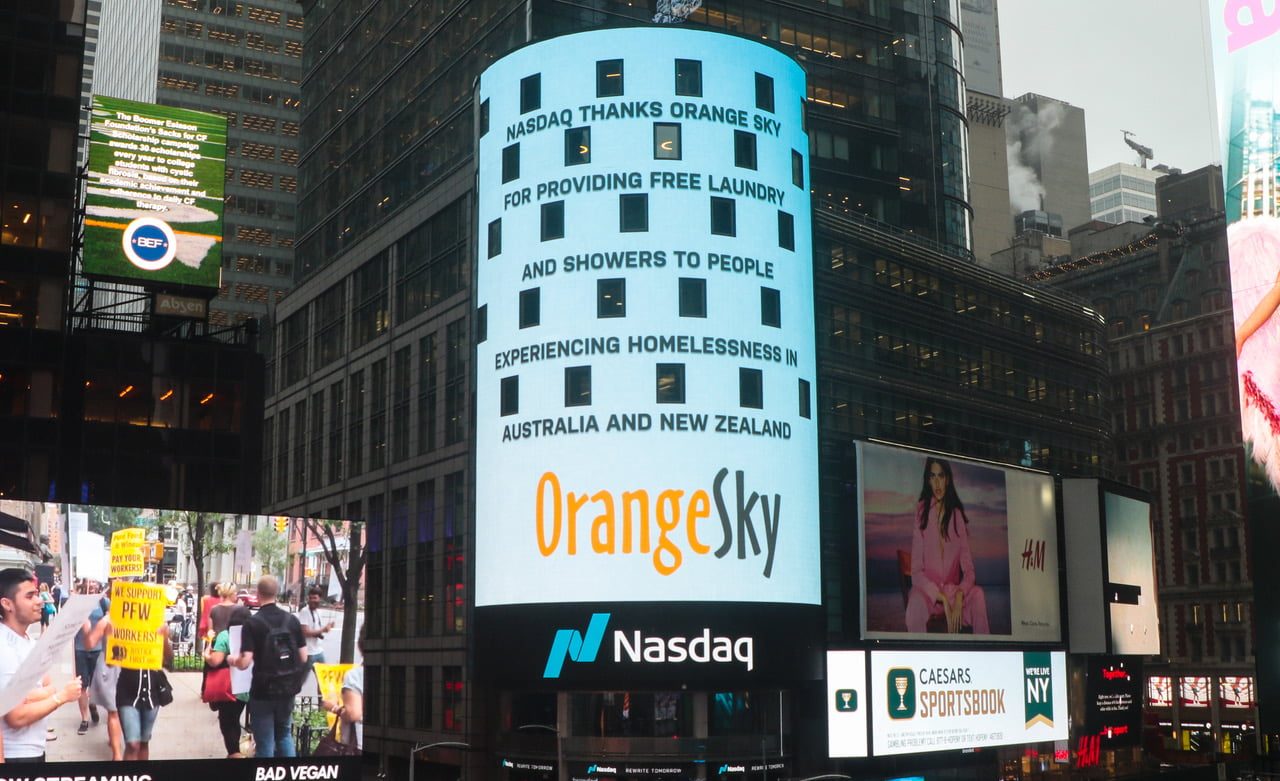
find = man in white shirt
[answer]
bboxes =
[0,568,82,762]
[299,587,335,666]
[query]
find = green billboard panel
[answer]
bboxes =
[83,95,227,290]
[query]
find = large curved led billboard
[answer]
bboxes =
[474,28,817,684]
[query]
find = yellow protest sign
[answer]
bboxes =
[107,582,166,670]
[109,542,145,578]
[314,664,354,728]
[111,528,146,546]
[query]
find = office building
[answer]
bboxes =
[968,91,1013,268]
[959,0,1002,97]
[89,0,304,328]
[1036,168,1257,757]
[1090,163,1161,225]
[1006,93,1091,235]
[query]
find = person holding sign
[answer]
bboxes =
[84,581,174,761]
[0,568,83,762]
[230,575,306,758]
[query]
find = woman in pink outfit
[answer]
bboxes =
[1231,218,1280,492]
[905,458,989,634]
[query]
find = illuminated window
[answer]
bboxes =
[675,59,702,96]
[487,218,501,258]
[541,200,564,241]
[799,379,811,419]
[739,368,763,409]
[619,194,648,232]
[500,376,518,416]
[597,59,623,97]
[678,277,706,318]
[792,150,804,188]
[761,287,781,327]
[520,74,541,114]
[597,278,625,318]
[711,197,736,236]
[565,126,591,166]
[654,123,681,160]
[755,72,774,112]
[734,130,757,170]
[565,366,591,407]
[656,364,685,404]
[778,211,795,251]
[502,143,519,183]
[519,287,540,329]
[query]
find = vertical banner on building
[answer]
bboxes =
[1207,2,1280,734]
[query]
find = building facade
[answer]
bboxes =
[89,0,304,328]
[264,2,1118,778]
[1036,171,1257,758]
[1090,163,1161,226]
[1006,93,1091,235]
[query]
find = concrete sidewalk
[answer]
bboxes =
[42,637,234,761]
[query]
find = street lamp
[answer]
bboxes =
[516,724,564,781]
[408,740,471,781]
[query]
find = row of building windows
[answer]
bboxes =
[502,60,774,115]
[497,126,803,184]
[484,281,782,329]
[487,197,794,249]
[498,366,811,416]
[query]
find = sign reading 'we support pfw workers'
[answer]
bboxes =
[108,581,167,670]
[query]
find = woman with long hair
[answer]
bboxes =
[905,457,989,633]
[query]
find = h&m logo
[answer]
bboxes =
[543,613,610,678]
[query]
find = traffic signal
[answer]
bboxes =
[274,516,289,533]
[151,541,164,561]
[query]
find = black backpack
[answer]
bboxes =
[254,609,303,698]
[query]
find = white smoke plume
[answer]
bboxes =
[1005,99,1066,212]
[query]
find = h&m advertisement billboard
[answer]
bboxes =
[473,28,819,686]
[856,441,1062,643]
[83,95,226,290]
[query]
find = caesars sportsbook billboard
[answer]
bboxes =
[856,441,1062,643]
[84,95,226,289]
[473,28,819,686]
[1208,0,1280,735]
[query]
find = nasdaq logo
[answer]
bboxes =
[543,613,610,678]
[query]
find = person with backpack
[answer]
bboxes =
[230,575,306,758]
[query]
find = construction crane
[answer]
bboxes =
[1123,130,1154,168]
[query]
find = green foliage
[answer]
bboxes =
[79,505,145,539]
[253,525,288,577]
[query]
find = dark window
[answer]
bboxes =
[476,304,487,343]
[597,59,623,97]
[620,194,648,232]
[656,363,685,404]
[739,368,763,409]
[479,99,489,137]
[541,200,564,241]
[679,277,706,318]
[675,59,702,96]
[792,150,804,188]
[500,376,518,416]
[761,287,781,327]
[565,366,592,407]
[565,126,591,166]
[734,131,757,170]
[502,143,519,183]
[778,211,795,251]
[799,378,811,419]
[519,288,540,329]
[597,278,626,318]
[711,197,736,236]
[520,74,541,114]
[654,123,682,160]
[487,218,501,258]
[755,73,774,112]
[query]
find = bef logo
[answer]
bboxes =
[1023,651,1054,729]
[887,668,916,719]
[543,613,610,678]
[121,216,177,271]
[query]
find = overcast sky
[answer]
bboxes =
[997,0,1219,173]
